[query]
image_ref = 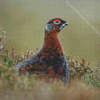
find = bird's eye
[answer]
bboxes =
[53,19,61,25]
[54,21,60,24]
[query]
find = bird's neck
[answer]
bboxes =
[42,30,63,53]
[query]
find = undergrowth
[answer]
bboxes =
[0,48,100,91]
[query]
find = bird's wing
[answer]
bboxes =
[14,51,41,70]
[62,54,69,83]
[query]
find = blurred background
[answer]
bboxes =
[0,0,100,70]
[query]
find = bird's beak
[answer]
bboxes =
[64,22,69,26]
[60,22,69,30]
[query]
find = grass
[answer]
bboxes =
[0,28,100,100]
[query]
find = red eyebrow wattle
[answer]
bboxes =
[53,19,61,22]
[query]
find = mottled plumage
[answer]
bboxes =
[14,18,69,83]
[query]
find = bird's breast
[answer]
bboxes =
[43,36,63,53]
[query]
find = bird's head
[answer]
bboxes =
[45,18,69,33]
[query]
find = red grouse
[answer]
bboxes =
[14,18,69,83]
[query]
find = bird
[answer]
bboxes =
[14,18,69,83]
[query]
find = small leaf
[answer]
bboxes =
[6,75,10,81]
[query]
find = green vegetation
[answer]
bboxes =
[0,47,100,91]
[0,28,100,100]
